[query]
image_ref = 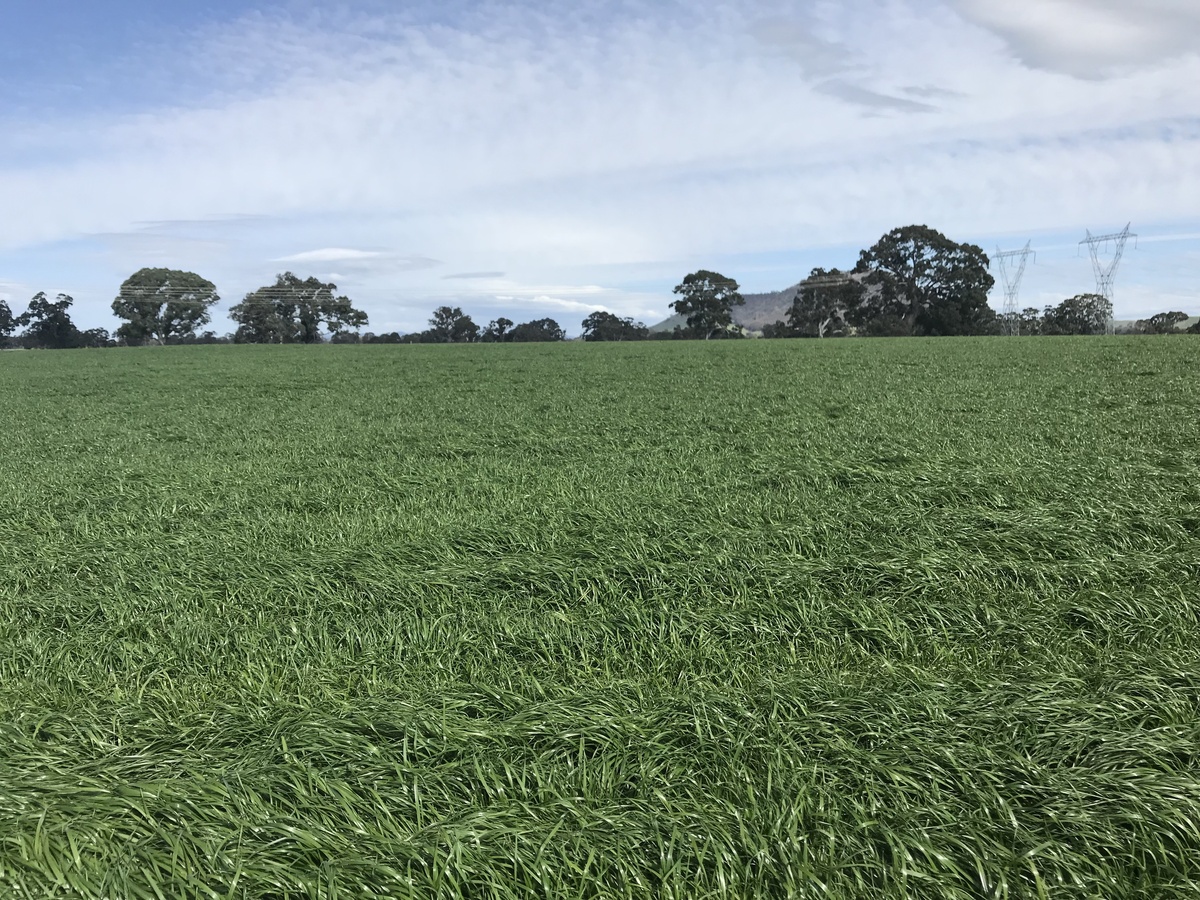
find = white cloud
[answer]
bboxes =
[495,294,610,314]
[494,284,608,298]
[274,248,387,263]
[949,0,1200,78]
[1135,231,1200,245]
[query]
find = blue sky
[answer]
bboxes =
[2,0,1199,335]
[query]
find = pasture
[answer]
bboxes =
[1,337,1199,898]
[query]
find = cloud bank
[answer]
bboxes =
[0,0,1197,332]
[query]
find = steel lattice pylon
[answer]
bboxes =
[1080,223,1136,335]
[993,241,1035,335]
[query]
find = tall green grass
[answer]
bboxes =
[1,337,1199,898]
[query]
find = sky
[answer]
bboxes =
[2,0,1199,336]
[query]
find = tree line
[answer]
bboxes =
[2,227,1195,349]
[0,270,380,349]
[681,225,1197,339]
[0,292,115,350]
[336,308,651,344]
[0,269,658,348]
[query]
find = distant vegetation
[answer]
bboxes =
[1,223,1195,349]
[0,292,113,350]
[581,310,650,341]
[1133,309,1197,334]
[345,307,571,345]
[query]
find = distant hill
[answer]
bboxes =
[649,283,802,334]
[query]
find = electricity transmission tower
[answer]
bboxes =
[993,241,1034,335]
[1080,223,1136,335]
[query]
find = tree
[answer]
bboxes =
[509,318,566,342]
[1018,307,1044,336]
[1134,311,1189,334]
[229,291,288,343]
[362,331,403,344]
[78,328,113,348]
[229,273,367,343]
[855,225,996,336]
[760,321,789,339]
[426,306,479,343]
[174,330,228,345]
[0,297,14,343]
[17,293,87,349]
[783,268,864,338]
[671,270,745,339]
[111,268,219,345]
[858,315,914,338]
[481,317,514,342]
[581,311,648,341]
[1042,294,1111,336]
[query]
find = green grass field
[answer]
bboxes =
[2,338,1199,898]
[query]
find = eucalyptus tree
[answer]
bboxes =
[230,273,367,343]
[855,225,996,336]
[16,292,105,349]
[509,318,566,342]
[1134,311,1189,334]
[1042,294,1111,336]
[427,306,480,343]
[482,317,514,342]
[581,311,648,341]
[0,297,14,344]
[111,268,219,345]
[784,268,864,338]
[671,270,745,339]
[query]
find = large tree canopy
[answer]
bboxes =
[784,268,864,338]
[16,293,107,349]
[855,225,996,336]
[111,268,219,345]
[671,270,745,339]
[0,297,14,340]
[581,311,648,341]
[1042,294,1111,336]
[1135,310,1189,334]
[426,306,480,343]
[1018,307,1044,336]
[481,317,514,342]
[509,318,566,342]
[229,273,367,344]
[19,293,79,348]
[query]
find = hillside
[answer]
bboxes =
[649,283,801,334]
